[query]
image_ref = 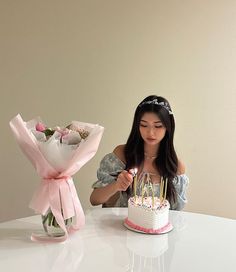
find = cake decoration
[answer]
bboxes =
[124,170,173,234]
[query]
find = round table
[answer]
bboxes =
[0,208,235,272]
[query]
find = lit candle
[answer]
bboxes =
[160,177,163,203]
[152,184,154,207]
[141,181,145,204]
[164,179,167,203]
[140,173,145,204]
[132,168,138,202]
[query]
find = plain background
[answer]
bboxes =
[1,0,236,222]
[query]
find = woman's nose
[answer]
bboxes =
[147,127,155,135]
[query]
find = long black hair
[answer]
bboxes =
[124,95,178,205]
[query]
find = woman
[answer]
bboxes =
[90,95,189,210]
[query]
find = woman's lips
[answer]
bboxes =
[146,138,156,141]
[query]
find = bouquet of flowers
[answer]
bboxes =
[10,114,104,242]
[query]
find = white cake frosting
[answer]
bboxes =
[125,196,170,233]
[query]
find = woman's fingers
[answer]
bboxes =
[116,171,133,191]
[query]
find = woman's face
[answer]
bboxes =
[139,112,166,146]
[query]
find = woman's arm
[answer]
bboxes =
[90,182,119,206]
[90,145,130,206]
[90,170,133,206]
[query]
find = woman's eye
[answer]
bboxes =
[140,124,163,128]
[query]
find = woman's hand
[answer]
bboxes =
[115,170,133,191]
[90,169,134,206]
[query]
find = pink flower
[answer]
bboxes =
[36,122,46,132]
[55,127,70,137]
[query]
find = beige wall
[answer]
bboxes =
[1,0,236,222]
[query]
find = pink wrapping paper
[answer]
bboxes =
[10,114,104,242]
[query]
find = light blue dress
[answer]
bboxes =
[92,153,189,210]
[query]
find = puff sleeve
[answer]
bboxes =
[92,153,126,189]
[171,174,189,210]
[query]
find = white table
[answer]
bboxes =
[0,208,236,272]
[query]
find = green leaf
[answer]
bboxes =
[43,129,55,137]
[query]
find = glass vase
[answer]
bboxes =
[41,209,73,237]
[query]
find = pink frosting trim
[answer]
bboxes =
[124,217,172,234]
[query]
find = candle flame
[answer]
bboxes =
[130,167,138,177]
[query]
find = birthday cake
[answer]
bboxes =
[124,196,172,234]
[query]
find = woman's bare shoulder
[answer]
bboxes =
[177,159,186,175]
[113,144,126,163]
